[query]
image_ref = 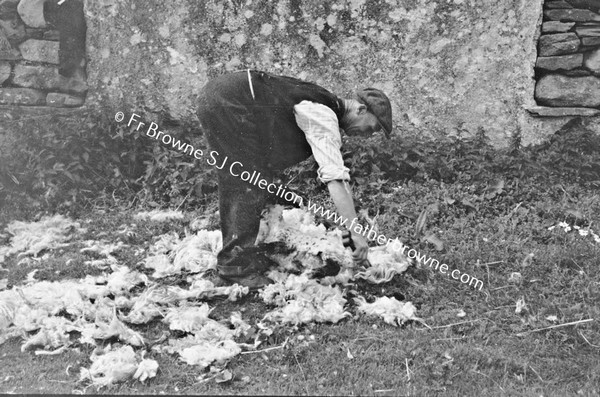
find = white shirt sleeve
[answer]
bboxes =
[293,100,350,184]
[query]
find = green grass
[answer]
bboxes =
[1,126,600,395]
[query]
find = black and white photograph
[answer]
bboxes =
[0,0,599,395]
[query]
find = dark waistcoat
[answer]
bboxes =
[198,70,345,174]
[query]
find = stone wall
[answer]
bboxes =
[84,0,553,147]
[0,0,87,107]
[3,0,600,147]
[533,0,600,116]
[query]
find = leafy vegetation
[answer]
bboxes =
[0,109,218,219]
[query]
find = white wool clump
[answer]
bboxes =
[2,215,81,258]
[194,320,238,342]
[191,230,223,254]
[144,231,222,278]
[256,206,412,287]
[354,244,411,283]
[158,334,201,355]
[21,316,77,352]
[79,276,112,301]
[131,285,187,307]
[143,254,172,278]
[80,240,127,268]
[17,281,90,319]
[80,345,139,387]
[149,232,181,256]
[164,304,212,333]
[229,312,251,337]
[354,296,421,326]
[12,306,50,332]
[261,273,350,325]
[84,257,119,268]
[256,206,412,284]
[157,305,249,369]
[0,290,21,330]
[0,287,22,346]
[187,277,249,302]
[256,205,354,268]
[80,240,127,257]
[120,282,242,323]
[120,286,165,325]
[131,282,248,306]
[87,297,116,324]
[172,241,217,275]
[133,358,159,382]
[105,265,148,295]
[134,209,185,222]
[84,308,145,347]
[179,340,241,368]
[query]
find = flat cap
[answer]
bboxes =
[356,88,392,138]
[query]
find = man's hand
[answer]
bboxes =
[350,232,369,265]
[327,180,370,265]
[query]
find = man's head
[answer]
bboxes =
[341,88,392,138]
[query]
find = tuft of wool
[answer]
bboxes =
[187,277,249,301]
[0,290,21,330]
[194,319,238,342]
[144,231,222,278]
[14,281,90,321]
[256,206,354,269]
[80,345,139,387]
[2,215,81,258]
[149,232,181,256]
[134,210,184,222]
[105,265,148,295]
[21,316,77,352]
[157,303,248,369]
[261,273,350,325]
[80,240,127,258]
[164,304,212,333]
[229,312,251,337]
[133,358,159,382]
[179,340,241,368]
[354,244,411,284]
[143,254,173,278]
[354,296,422,326]
[120,286,165,325]
[82,307,145,347]
[256,206,412,284]
[171,232,221,273]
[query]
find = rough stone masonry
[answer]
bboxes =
[534,0,600,116]
[0,0,86,107]
[2,0,600,146]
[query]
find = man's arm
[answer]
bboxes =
[294,101,369,263]
[327,180,369,263]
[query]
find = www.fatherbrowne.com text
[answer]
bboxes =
[120,112,484,291]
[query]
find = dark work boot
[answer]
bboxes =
[204,267,273,290]
[217,252,278,290]
[202,268,229,288]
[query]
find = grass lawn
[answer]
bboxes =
[1,125,599,395]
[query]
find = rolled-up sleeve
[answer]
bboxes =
[293,100,350,184]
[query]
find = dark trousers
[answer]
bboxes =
[197,72,276,276]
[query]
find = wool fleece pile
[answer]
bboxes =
[0,206,420,388]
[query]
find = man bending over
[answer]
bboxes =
[197,70,392,289]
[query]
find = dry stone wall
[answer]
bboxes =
[3,0,600,147]
[85,0,548,147]
[533,0,600,116]
[0,0,86,107]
